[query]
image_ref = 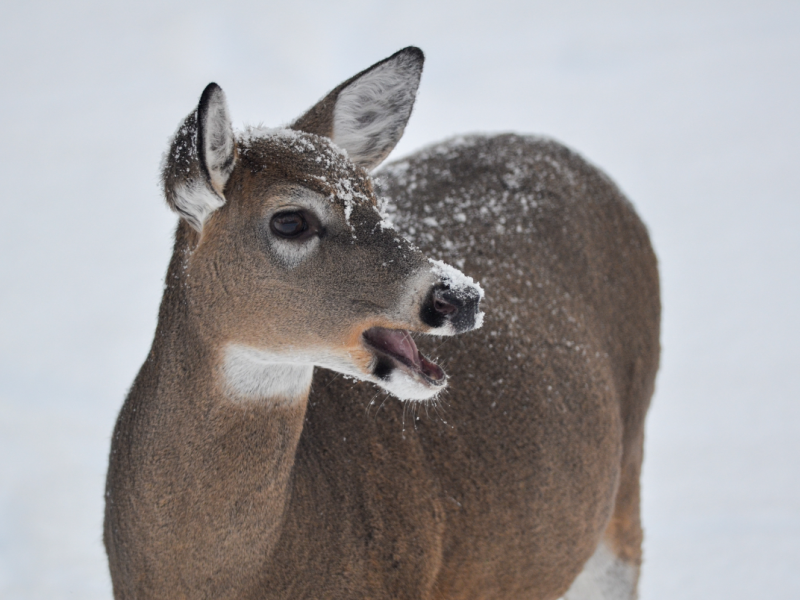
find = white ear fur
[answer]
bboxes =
[331,48,423,171]
[171,180,226,233]
[198,84,236,196]
[161,83,236,232]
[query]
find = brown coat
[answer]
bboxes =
[104,49,659,600]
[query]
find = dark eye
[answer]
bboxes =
[271,211,308,239]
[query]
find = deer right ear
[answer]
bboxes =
[162,83,236,231]
[291,47,424,171]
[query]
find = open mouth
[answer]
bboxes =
[362,327,446,387]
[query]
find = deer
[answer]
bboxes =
[104,47,660,600]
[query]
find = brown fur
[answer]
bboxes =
[367,134,660,597]
[105,56,659,600]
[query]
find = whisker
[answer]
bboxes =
[365,390,382,418]
[319,370,343,392]
[375,393,390,418]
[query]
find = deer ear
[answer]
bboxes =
[292,47,424,171]
[162,83,236,231]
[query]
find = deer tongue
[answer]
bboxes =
[363,327,445,382]
[364,329,421,368]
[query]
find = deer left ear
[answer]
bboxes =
[292,47,424,171]
[162,83,236,231]
[197,83,236,197]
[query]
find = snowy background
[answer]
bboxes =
[1,0,798,597]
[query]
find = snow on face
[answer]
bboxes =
[238,126,375,233]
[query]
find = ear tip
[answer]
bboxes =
[396,46,425,67]
[200,82,226,107]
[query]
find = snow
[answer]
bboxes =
[240,125,311,147]
[239,125,368,232]
[240,125,348,160]
[373,200,397,231]
[1,1,799,598]
[428,258,486,328]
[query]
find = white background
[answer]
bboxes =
[1,1,798,597]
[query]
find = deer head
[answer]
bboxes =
[159,47,483,404]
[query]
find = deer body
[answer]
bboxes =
[105,48,659,600]
[367,134,659,599]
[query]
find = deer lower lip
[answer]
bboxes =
[362,327,446,385]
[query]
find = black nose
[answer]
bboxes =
[420,283,482,333]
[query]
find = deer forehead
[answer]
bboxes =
[236,127,377,210]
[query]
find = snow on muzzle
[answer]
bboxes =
[420,259,485,334]
[360,259,483,393]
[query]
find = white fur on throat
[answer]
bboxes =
[222,344,314,405]
[222,340,447,404]
[332,54,421,170]
[561,541,638,600]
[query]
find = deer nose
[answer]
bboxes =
[420,283,482,333]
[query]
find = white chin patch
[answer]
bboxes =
[423,322,458,337]
[372,368,446,402]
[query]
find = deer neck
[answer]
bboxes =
[153,226,314,414]
[129,231,313,547]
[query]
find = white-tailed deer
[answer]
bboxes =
[105,47,660,600]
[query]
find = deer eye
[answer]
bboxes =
[271,211,309,239]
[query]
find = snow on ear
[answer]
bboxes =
[291,47,424,171]
[161,83,236,231]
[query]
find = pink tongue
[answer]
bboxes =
[367,329,421,368]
